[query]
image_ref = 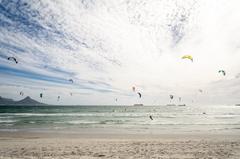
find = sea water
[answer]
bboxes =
[0,105,240,134]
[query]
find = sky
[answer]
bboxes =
[0,0,240,105]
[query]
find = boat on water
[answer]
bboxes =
[133,104,144,106]
[166,104,186,106]
[235,104,240,106]
[178,104,186,106]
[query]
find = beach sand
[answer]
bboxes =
[0,132,240,159]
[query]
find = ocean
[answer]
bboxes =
[0,105,240,134]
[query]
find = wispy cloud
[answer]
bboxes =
[0,0,240,105]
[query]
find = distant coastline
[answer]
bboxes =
[0,96,46,106]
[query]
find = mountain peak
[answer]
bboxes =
[24,96,31,100]
[15,96,45,105]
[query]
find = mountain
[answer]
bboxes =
[0,96,46,105]
[0,96,15,105]
[15,96,45,105]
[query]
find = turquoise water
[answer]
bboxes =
[0,105,240,134]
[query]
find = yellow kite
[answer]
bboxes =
[182,55,193,62]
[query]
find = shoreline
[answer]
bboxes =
[1,130,240,140]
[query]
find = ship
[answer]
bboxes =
[133,104,144,106]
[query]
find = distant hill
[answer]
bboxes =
[0,96,15,105]
[15,96,45,105]
[0,96,46,105]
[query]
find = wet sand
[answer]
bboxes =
[0,132,240,159]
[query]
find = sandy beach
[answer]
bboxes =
[0,132,240,159]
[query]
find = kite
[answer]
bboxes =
[149,115,153,120]
[218,70,226,76]
[7,57,18,64]
[132,86,136,92]
[179,97,182,102]
[137,92,142,98]
[182,55,193,62]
